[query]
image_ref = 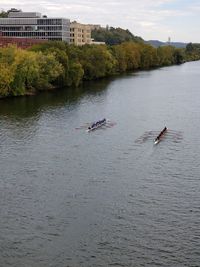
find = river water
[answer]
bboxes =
[0,61,200,267]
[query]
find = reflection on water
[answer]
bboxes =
[0,78,112,143]
[0,78,112,119]
[135,129,183,144]
[0,62,200,267]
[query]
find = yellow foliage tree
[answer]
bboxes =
[0,63,14,96]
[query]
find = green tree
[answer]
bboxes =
[0,45,16,65]
[185,43,200,61]
[111,45,127,72]
[30,41,69,86]
[68,62,84,87]
[80,45,116,80]
[173,48,185,64]
[11,49,40,95]
[121,42,141,70]
[0,10,9,18]
[111,42,141,72]
[35,52,64,90]
[157,46,177,66]
[140,44,158,69]
[0,63,14,96]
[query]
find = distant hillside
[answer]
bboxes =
[146,40,187,48]
[91,27,144,45]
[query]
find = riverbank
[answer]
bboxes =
[0,41,200,99]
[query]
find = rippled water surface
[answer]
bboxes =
[0,62,200,267]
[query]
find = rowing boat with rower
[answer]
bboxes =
[154,127,167,144]
[87,118,106,132]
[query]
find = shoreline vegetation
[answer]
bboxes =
[0,41,200,99]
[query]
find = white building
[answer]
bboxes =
[0,10,70,42]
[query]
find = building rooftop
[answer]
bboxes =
[8,12,42,18]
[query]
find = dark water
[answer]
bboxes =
[0,61,200,267]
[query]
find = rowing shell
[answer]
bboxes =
[154,127,167,144]
[86,121,106,132]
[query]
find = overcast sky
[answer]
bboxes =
[0,0,200,42]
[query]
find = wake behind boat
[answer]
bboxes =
[87,118,106,132]
[154,127,167,144]
[135,128,182,145]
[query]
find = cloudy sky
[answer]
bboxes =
[0,0,200,42]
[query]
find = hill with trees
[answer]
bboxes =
[91,27,188,48]
[91,26,143,45]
